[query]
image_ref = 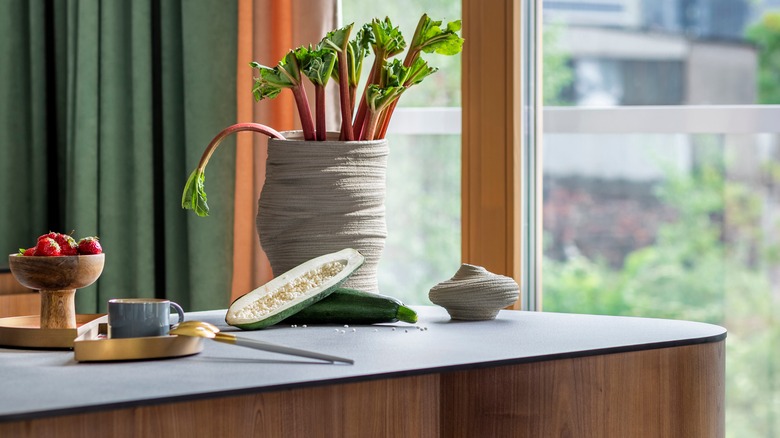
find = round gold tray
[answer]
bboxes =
[73,331,204,362]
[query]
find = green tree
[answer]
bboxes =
[544,150,780,436]
[746,12,780,103]
[543,25,574,105]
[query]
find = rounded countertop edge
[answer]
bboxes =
[0,307,728,424]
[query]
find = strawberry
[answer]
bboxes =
[77,237,102,255]
[34,237,61,256]
[36,231,79,255]
[23,247,35,256]
[54,233,79,256]
[37,232,58,242]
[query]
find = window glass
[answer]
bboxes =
[342,0,461,304]
[543,1,780,435]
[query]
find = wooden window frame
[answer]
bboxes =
[462,0,541,309]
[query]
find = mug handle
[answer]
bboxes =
[169,302,185,325]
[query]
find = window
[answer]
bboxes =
[543,1,780,435]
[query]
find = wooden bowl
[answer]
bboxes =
[8,254,105,329]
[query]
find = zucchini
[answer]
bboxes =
[226,248,364,330]
[282,288,418,325]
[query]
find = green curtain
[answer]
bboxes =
[0,0,237,312]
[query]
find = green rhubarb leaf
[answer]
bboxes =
[380,58,436,89]
[370,17,406,58]
[278,50,303,85]
[250,62,289,101]
[322,23,354,52]
[181,169,209,217]
[412,15,464,56]
[348,25,372,83]
[252,80,283,101]
[334,25,372,85]
[301,46,337,86]
[405,57,438,86]
[366,84,405,112]
[382,59,408,88]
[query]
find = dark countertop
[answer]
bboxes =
[0,306,726,422]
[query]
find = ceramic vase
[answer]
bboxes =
[257,131,387,293]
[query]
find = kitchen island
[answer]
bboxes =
[0,306,725,437]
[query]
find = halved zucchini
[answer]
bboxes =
[226,248,364,330]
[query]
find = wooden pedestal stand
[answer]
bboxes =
[0,254,105,348]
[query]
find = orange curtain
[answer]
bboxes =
[232,0,338,301]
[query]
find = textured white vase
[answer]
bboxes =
[257,131,387,293]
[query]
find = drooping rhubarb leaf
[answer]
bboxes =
[182,123,285,217]
[182,169,209,217]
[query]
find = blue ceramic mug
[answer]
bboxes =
[107,298,185,338]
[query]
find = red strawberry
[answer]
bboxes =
[78,237,102,255]
[54,233,79,256]
[23,247,35,256]
[37,232,58,242]
[34,237,61,256]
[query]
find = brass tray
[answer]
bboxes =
[73,327,204,362]
[0,314,105,349]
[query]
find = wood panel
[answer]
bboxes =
[0,293,39,318]
[0,272,38,317]
[0,374,440,438]
[0,271,31,296]
[440,341,725,438]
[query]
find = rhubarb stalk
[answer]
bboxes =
[347,26,372,116]
[182,123,285,217]
[364,84,405,140]
[376,58,439,138]
[322,24,355,141]
[375,15,463,139]
[301,46,337,141]
[352,18,406,140]
[250,51,316,141]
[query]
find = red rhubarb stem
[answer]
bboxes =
[315,84,326,141]
[352,59,380,139]
[291,85,316,141]
[349,84,357,118]
[364,110,382,141]
[197,123,285,171]
[337,51,355,141]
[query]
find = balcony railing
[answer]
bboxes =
[390,105,780,135]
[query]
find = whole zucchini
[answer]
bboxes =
[283,288,418,325]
